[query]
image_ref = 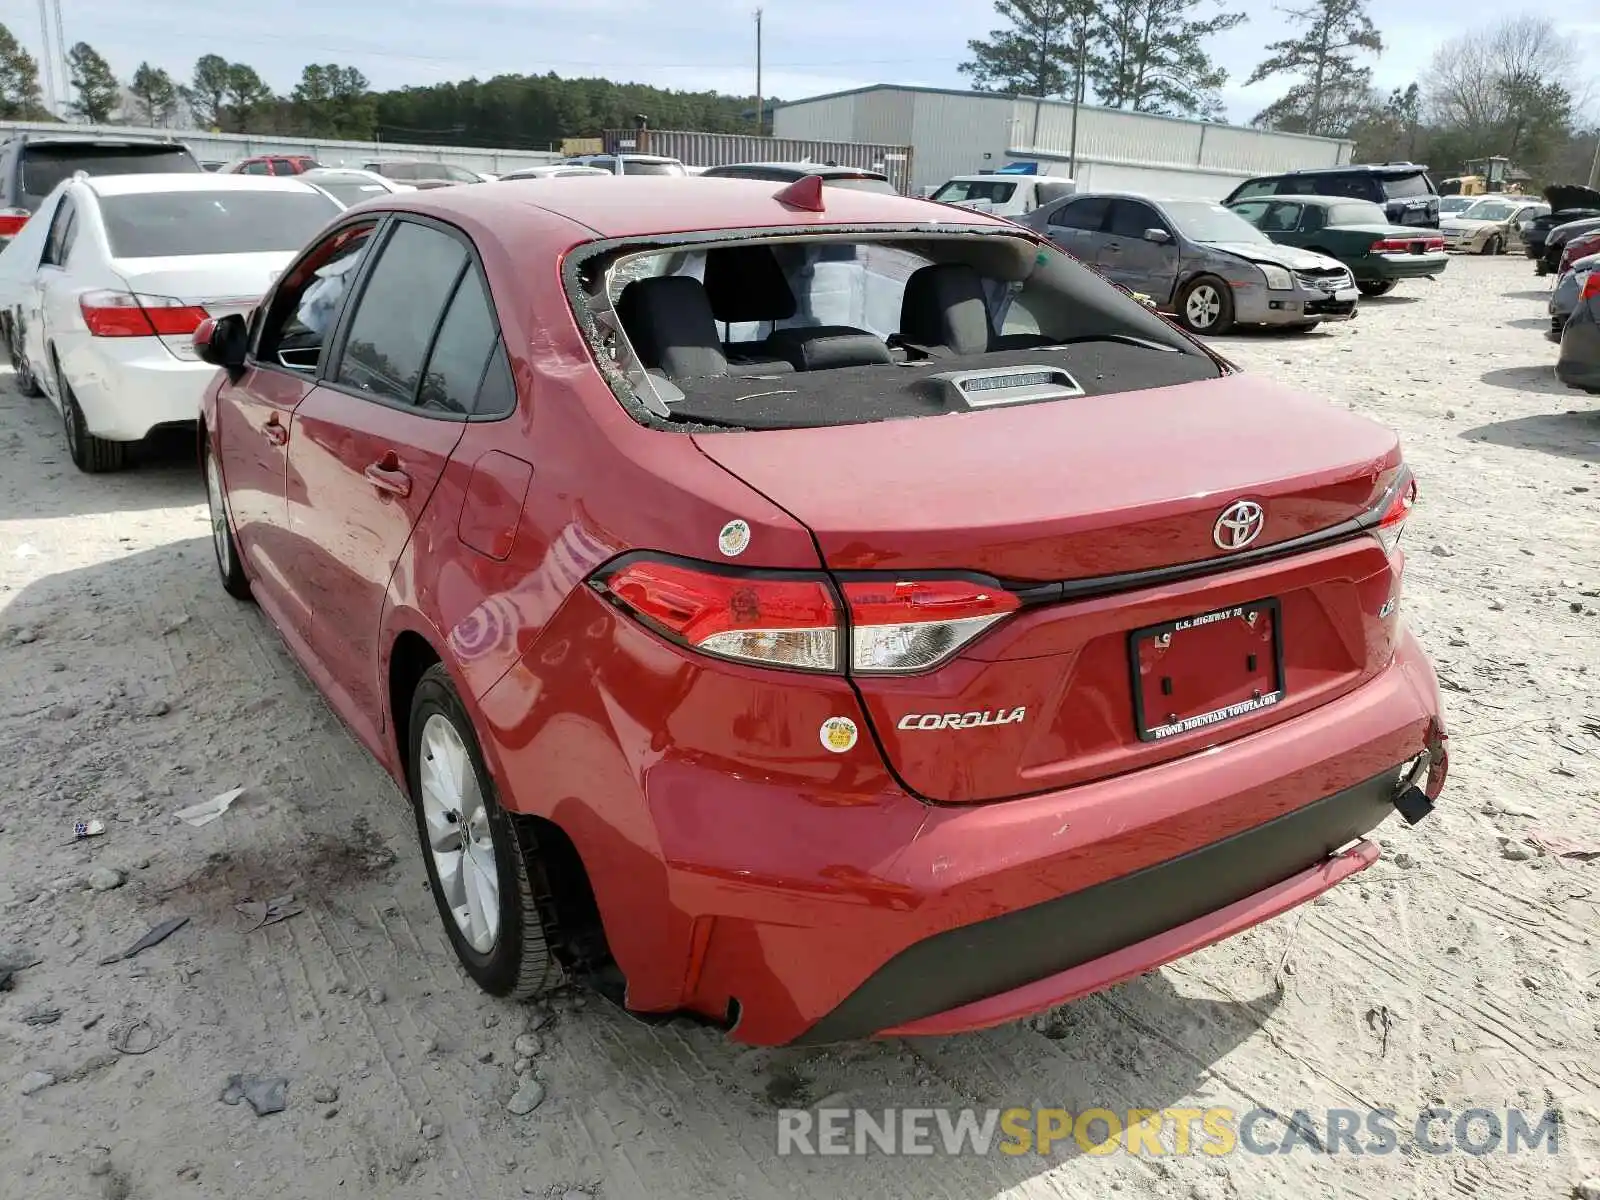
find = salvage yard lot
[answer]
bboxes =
[1,254,1597,1199]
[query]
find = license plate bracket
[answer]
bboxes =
[1130,599,1284,742]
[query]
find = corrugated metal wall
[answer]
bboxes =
[775,87,1356,196]
[772,93,859,142]
[853,88,916,146]
[909,92,1013,194]
[0,119,563,173]
[601,129,916,193]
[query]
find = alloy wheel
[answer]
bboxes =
[206,453,232,577]
[418,714,501,953]
[1185,285,1221,329]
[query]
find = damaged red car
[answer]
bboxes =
[196,176,1447,1045]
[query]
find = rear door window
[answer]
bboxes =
[1313,175,1379,201]
[22,144,200,200]
[416,267,500,416]
[333,220,469,406]
[1047,196,1109,231]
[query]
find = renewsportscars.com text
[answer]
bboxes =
[775,1107,1561,1158]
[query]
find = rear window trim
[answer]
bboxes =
[563,222,1234,432]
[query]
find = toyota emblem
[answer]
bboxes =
[1213,500,1265,550]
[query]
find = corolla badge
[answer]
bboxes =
[1213,500,1265,551]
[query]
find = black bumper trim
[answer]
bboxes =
[795,764,1406,1044]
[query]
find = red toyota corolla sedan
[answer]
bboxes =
[194,176,1447,1045]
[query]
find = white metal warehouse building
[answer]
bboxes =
[773,85,1355,199]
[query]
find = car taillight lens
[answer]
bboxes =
[1373,474,1417,555]
[595,558,1021,674]
[1371,239,1405,252]
[842,578,1019,673]
[79,291,210,338]
[597,558,840,671]
[0,208,29,237]
[1423,237,1444,251]
[1582,272,1600,302]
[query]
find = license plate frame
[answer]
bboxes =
[1129,598,1285,743]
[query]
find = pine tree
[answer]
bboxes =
[1246,0,1383,137]
[0,21,46,119]
[67,42,120,123]
[1088,0,1245,117]
[224,64,274,133]
[182,54,232,130]
[129,62,178,127]
[960,0,1095,98]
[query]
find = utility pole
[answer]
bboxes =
[1589,131,1600,191]
[52,0,68,118]
[35,0,56,116]
[754,7,763,136]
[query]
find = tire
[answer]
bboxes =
[204,439,252,601]
[1176,275,1234,335]
[58,363,126,473]
[1357,279,1398,298]
[8,323,42,398]
[407,664,562,1000]
[1481,235,1503,256]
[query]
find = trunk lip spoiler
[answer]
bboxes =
[1003,465,1413,608]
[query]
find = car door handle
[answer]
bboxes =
[364,458,412,498]
[264,417,288,446]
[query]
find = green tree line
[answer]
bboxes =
[0,23,760,147]
[961,0,1596,184]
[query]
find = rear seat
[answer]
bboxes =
[900,263,1055,355]
[702,246,891,372]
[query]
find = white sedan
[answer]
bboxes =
[299,167,416,207]
[0,173,340,471]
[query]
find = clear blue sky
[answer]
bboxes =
[3,0,1597,126]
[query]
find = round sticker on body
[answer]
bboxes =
[819,716,858,754]
[718,519,751,557]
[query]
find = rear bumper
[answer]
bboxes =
[1364,253,1447,280]
[1557,308,1600,391]
[58,335,214,441]
[597,630,1444,1046]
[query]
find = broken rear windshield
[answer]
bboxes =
[570,230,1223,432]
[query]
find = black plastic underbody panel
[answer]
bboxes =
[795,764,1405,1044]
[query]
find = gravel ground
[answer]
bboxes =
[1,254,1598,1200]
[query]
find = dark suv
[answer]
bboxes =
[0,133,201,247]
[1223,164,1440,229]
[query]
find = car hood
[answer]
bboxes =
[1204,241,1344,270]
[1544,183,1600,212]
[1441,218,1496,232]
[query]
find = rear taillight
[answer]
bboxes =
[841,578,1019,673]
[1423,237,1443,251]
[594,557,1019,674]
[1373,474,1417,555]
[0,208,29,237]
[1582,272,1600,302]
[598,558,839,671]
[79,291,210,338]
[1371,238,1406,252]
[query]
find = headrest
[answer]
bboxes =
[615,276,727,380]
[703,245,798,324]
[900,263,990,356]
[764,326,893,372]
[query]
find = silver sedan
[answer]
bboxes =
[1020,193,1358,334]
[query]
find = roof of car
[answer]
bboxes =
[704,163,889,180]
[1233,194,1378,206]
[374,175,1004,239]
[81,173,327,198]
[1256,163,1431,177]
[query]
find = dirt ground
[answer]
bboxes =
[1,254,1598,1200]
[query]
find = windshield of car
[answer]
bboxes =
[23,145,199,199]
[312,179,391,206]
[99,190,341,257]
[576,231,1220,431]
[1328,201,1389,226]
[1460,199,1517,221]
[1163,201,1269,244]
[1381,174,1432,200]
[931,179,1017,205]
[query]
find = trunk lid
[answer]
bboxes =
[694,374,1405,802]
[111,251,294,360]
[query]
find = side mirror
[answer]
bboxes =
[1144,227,1173,244]
[194,312,248,378]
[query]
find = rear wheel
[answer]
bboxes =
[1480,235,1502,256]
[1176,276,1234,335]
[407,665,563,999]
[205,441,252,600]
[58,364,126,473]
[1357,279,1398,298]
